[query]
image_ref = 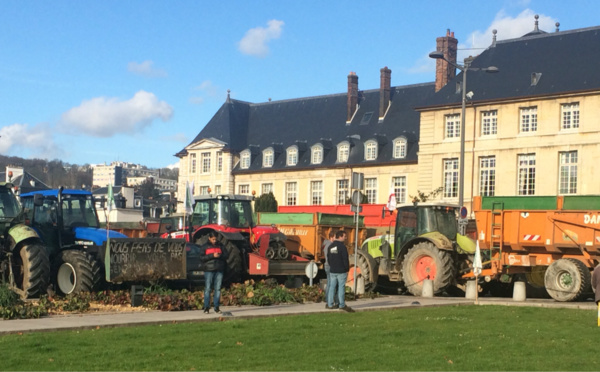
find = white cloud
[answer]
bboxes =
[190,80,223,105]
[408,9,557,75]
[0,122,61,159]
[127,60,168,78]
[460,9,557,60]
[59,90,174,137]
[238,19,284,57]
[167,162,179,169]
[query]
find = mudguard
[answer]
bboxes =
[7,224,41,250]
[74,227,128,246]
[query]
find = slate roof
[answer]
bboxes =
[422,25,600,108]
[1,170,50,195]
[180,83,436,173]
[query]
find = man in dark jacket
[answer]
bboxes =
[592,264,600,304]
[199,232,229,314]
[326,230,354,312]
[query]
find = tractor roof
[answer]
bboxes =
[20,189,92,198]
[193,194,253,202]
[397,202,460,209]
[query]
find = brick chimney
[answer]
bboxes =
[434,29,458,92]
[379,66,391,119]
[347,72,358,122]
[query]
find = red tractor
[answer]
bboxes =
[160,194,289,284]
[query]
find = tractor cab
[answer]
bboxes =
[192,194,254,229]
[0,185,21,221]
[395,203,459,253]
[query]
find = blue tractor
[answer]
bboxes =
[20,188,187,295]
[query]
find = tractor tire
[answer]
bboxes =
[401,242,454,297]
[544,259,592,302]
[347,251,379,293]
[52,250,101,295]
[196,234,243,286]
[11,243,50,299]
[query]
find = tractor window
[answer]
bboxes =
[34,199,58,226]
[396,207,417,247]
[419,207,457,240]
[193,201,210,226]
[0,189,20,219]
[61,196,99,228]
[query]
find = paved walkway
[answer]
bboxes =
[0,295,595,335]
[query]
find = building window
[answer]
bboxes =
[263,148,274,168]
[481,110,497,136]
[337,142,350,163]
[285,182,297,206]
[214,185,221,194]
[520,107,537,133]
[559,151,578,195]
[216,151,223,173]
[443,159,459,198]
[392,176,407,204]
[365,140,378,161]
[201,152,211,174]
[365,178,377,204]
[286,146,298,166]
[336,179,348,205]
[310,180,323,205]
[479,156,496,197]
[311,145,323,165]
[518,154,536,195]
[445,114,460,138]
[240,150,250,169]
[261,183,273,195]
[393,138,407,159]
[199,186,209,195]
[561,103,580,130]
[189,153,196,174]
[238,184,249,195]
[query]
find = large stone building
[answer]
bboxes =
[176,19,600,216]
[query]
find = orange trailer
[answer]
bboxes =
[472,195,600,301]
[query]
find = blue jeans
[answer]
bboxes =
[204,270,224,309]
[328,272,348,308]
[324,265,332,303]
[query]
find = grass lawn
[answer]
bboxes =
[0,305,597,371]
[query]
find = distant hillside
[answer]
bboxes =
[0,155,178,189]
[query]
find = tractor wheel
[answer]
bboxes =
[196,234,243,285]
[52,250,100,295]
[544,259,592,302]
[401,242,454,296]
[347,251,379,293]
[11,243,50,299]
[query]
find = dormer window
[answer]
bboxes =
[263,148,274,168]
[311,144,323,165]
[337,141,350,163]
[365,140,378,161]
[393,138,407,159]
[286,146,298,166]
[240,150,251,169]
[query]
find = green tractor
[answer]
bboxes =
[0,182,50,298]
[358,202,475,296]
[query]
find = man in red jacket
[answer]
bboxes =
[199,232,229,314]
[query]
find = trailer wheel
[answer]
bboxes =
[11,243,50,299]
[347,251,379,293]
[401,242,454,296]
[53,250,99,295]
[544,259,591,302]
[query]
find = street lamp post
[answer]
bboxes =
[429,51,498,232]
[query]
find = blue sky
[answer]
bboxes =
[0,0,597,169]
